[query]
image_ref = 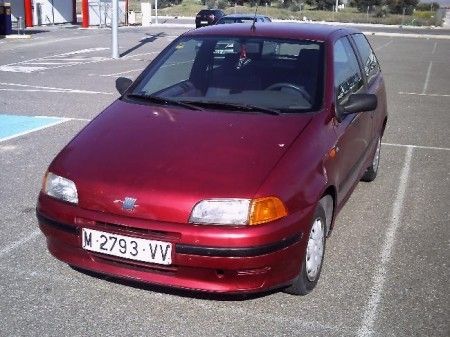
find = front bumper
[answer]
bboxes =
[37,194,312,294]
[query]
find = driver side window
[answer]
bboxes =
[333,37,364,103]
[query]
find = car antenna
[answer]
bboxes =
[251,2,259,31]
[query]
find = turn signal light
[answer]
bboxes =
[249,197,288,225]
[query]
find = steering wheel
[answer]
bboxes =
[266,82,311,102]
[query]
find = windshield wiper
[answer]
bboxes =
[182,100,280,115]
[127,94,202,111]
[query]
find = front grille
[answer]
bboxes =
[92,253,177,275]
[91,221,181,243]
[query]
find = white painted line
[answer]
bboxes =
[374,40,393,51]
[357,146,414,337]
[0,48,110,73]
[422,62,433,95]
[382,142,450,151]
[398,91,450,98]
[44,57,107,62]
[0,48,108,68]
[362,31,450,40]
[25,62,80,66]
[0,65,48,73]
[36,115,92,122]
[122,51,159,59]
[432,42,437,54]
[0,118,70,143]
[0,88,113,95]
[0,35,93,52]
[0,230,40,258]
[99,68,143,77]
[0,82,114,95]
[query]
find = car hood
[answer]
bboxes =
[51,100,312,223]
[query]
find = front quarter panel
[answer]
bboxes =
[255,112,336,230]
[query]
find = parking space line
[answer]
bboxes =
[374,40,393,51]
[0,82,113,95]
[398,92,450,98]
[0,48,110,73]
[357,146,414,337]
[383,142,450,151]
[0,230,40,258]
[36,115,92,122]
[362,31,450,40]
[432,42,437,54]
[98,68,143,77]
[421,62,433,95]
[122,51,159,60]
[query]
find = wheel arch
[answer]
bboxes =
[319,186,336,237]
[381,116,388,137]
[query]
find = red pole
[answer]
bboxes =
[24,0,33,27]
[82,0,89,28]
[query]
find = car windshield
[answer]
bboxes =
[131,36,324,113]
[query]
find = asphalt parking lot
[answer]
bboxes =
[0,24,449,337]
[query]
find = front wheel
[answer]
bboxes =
[284,204,326,295]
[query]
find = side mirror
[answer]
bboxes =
[115,77,133,95]
[339,93,377,117]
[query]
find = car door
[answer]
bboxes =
[332,36,373,203]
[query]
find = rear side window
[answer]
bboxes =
[333,37,364,102]
[352,33,380,85]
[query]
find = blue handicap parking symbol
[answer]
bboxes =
[0,114,66,142]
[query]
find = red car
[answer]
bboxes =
[37,23,387,295]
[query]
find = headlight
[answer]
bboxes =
[189,197,287,226]
[43,172,78,204]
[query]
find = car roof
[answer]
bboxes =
[188,22,361,42]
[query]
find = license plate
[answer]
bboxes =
[82,228,172,265]
[201,21,208,24]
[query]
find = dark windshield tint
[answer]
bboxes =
[132,36,325,113]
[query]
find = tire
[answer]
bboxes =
[284,204,327,295]
[361,136,381,182]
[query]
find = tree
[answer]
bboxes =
[416,2,439,11]
[351,0,384,12]
[385,0,419,14]
[306,0,338,10]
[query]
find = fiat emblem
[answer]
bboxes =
[114,197,138,211]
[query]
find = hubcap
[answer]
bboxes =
[372,137,381,171]
[305,218,325,281]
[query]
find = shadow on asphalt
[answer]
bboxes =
[72,266,280,301]
[120,32,167,57]
[1,29,49,36]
